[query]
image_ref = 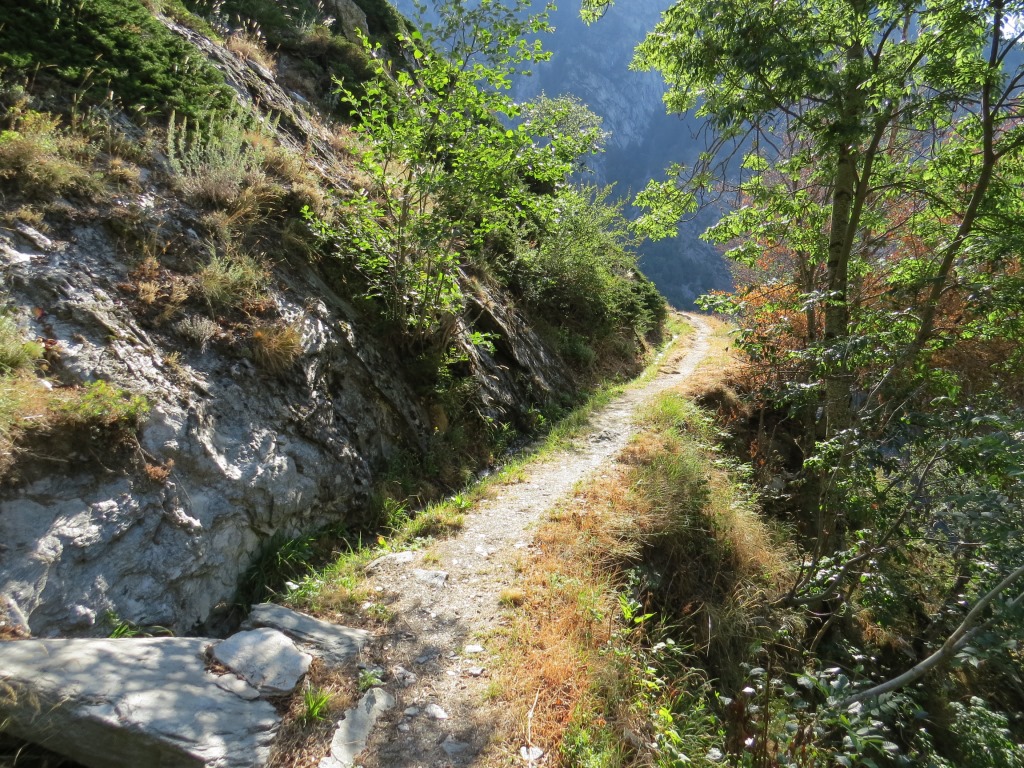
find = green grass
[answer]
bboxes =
[299,685,333,725]
[57,380,150,429]
[0,317,42,374]
[0,0,232,121]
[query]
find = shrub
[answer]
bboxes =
[174,315,220,351]
[195,250,270,311]
[0,110,98,199]
[166,107,270,208]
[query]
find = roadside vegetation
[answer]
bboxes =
[526,0,1024,762]
[0,0,663,493]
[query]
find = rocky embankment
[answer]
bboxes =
[0,11,574,641]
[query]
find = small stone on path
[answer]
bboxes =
[466,666,485,677]
[365,550,416,570]
[319,688,395,768]
[425,703,448,720]
[413,569,449,587]
[520,746,544,762]
[213,628,311,694]
[442,736,471,756]
[393,665,418,686]
[464,644,484,654]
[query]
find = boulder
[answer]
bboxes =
[0,637,279,768]
[246,603,369,665]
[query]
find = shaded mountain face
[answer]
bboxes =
[509,0,733,308]
[391,0,733,307]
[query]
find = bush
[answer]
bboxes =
[166,108,270,209]
[195,250,270,311]
[174,315,220,351]
[0,110,98,199]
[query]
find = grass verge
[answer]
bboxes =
[482,320,793,767]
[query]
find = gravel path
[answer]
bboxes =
[356,314,711,767]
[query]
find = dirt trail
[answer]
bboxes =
[358,314,711,767]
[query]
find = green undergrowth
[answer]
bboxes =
[489,358,1024,766]
[0,0,231,121]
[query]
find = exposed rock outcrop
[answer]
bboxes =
[0,17,577,640]
[0,604,373,767]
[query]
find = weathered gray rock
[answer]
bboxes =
[412,569,449,588]
[212,628,312,694]
[442,736,471,756]
[424,703,448,720]
[0,15,577,642]
[0,637,278,768]
[318,688,396,768]
[246,603,368,665]
[392,664,417,686]
[327,0,369,40]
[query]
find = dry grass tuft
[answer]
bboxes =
[196,249,270,312]
[226,32,277,73]
[250,321,304,374]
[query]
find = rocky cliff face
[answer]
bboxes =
[0,11,575,639]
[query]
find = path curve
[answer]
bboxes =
[358,313,711,767]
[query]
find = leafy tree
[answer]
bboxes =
[603,0,1024,729]
[311,0,608,340]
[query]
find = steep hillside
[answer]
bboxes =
[0,0,664,639]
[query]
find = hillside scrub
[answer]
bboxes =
[0,0,666,514]
[606,0,1024,760]
[309,0,663,372]
[0,0,232,121]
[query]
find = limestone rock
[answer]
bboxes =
[326,0,369,40]
[246,603,368,665]
[212,629,312,694]
[0,637,278,768]
[319,688,395,768]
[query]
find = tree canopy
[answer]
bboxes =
[592,0,1024,757]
